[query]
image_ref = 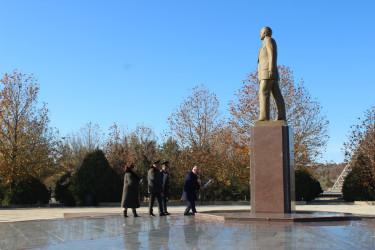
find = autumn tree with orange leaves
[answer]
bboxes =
[168,84,222,180]
[344,105,375,163]
[168,84,250,200]
[104,123,131,176]
[230,65,329,169]
[0,70,58,189]
[158,137,187,198]
[104,123,158,200]
[169,84,222,149]
[343,105,375,190]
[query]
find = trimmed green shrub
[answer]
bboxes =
[69,150,123,206]
[2,177,50,205]
[55,172,76,206]
[295,168,323,201]
[168,181,183,201]
[342,168,375,202]
[0,185,6,205]
[204,179,250,201]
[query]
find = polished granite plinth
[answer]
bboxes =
[250,125,294,213]
[195,210,359,223]
[1,213,375,249]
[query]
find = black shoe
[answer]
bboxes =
[150,213,156,217]
[123,211,128,218]
[184,212,193,216]
[159,212,166,216]
[133,211,140,217]
[164,212,170,215]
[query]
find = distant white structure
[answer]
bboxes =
[326,164,352,194]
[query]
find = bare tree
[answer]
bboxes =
[59,122,104,173]
[169,84,222,149]
[168,84,224,189]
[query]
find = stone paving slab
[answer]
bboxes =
[2,214,375,249]
[1,204,375,249]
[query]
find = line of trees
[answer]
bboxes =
[0,66,334,205]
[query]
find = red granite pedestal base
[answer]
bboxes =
[250,124,295,214]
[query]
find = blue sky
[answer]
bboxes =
[1,0,374,163]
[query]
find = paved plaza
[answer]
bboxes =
[1,204,375,249]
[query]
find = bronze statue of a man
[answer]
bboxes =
[257,26,286,121]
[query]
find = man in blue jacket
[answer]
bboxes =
[182,166,202,215]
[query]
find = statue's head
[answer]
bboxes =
[260,26,272,40]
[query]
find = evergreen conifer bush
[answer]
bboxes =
[295,168,323,201]
[2,177,50,205]
[55,172,76,205]
[342,155,375,201]
[69,150,123,206]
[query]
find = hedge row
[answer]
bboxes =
[55,150,123,206]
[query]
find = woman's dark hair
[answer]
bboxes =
[125,163,135,172]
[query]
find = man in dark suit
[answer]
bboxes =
[160,161,170,215]
[181,166,202,215]
[257,26,286,121]
[147,160,165,216]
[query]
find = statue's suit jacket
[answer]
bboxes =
[258,36,279,80]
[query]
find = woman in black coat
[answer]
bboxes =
[121,164,141,217]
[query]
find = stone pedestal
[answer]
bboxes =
[250,122,295,213]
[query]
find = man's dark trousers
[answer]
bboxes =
[149,192,163,214]
[184,200,197,214]
[161,195,168,213]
